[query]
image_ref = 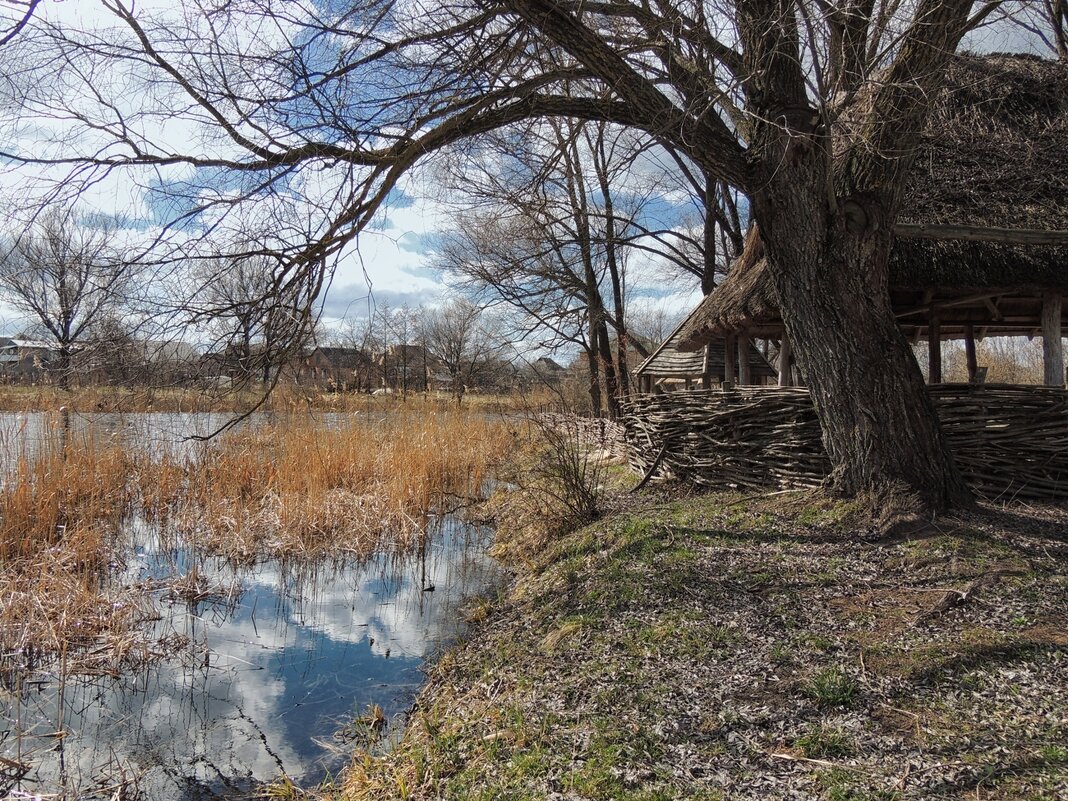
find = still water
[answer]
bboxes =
[0,412,504,800]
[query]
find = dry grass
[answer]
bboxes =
[916,336,1052,384]
[0,409,515,674]
[0,423,155,677]
[163,410,515,560]
[0,384,553,414]
[0,432,133,561]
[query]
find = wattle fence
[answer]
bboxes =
[621,384,1068,501]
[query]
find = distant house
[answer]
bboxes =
[303,346,380,391]
[378,344,435,392]
[511,355,566,391]
[533,356,564,376]
[0,338,61,382]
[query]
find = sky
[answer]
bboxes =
[0,1,1055,348]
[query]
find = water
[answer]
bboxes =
[0,413,505,800]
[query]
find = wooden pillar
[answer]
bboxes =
[1042,293,1064,386]
[777,333,792,387]
[723,333,736,387]
[701,342,712,389]
[737,331,751,385]
[964,324,978,382]
[777,333,794,386]
[928,315,941,385]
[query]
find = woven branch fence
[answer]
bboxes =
[536,412,628,459]
[622,384,1068,501]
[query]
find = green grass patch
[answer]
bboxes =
[805,667,860,708]
[795,725,856,759]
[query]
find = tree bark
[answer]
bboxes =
[750,164,971,510]
[57,345,72,390]
[595,317,620,419]
[584,340,602,417]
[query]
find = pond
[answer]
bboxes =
[0,412,505,800]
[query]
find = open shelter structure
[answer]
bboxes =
[634,318,777,393]
[623,54,1068,500]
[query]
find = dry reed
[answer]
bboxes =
[0,384,552,415]
[0,409,514,674]
[161,410,514,560]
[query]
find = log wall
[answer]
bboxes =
[622,384,1068,501]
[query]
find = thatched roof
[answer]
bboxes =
[636,302,777,379]
[679,54,1068,349]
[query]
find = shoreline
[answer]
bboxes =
[0,385,545,415]
[333,485,1068,800]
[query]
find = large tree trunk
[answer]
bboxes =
[583,342,602,417]
[595,317,620,419]
[57,345,72,390]
[749,149,972,511]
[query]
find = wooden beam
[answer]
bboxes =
[896,292,1005,319]
[701,343,712,389]
[928,315,941,385]
[1042,293,1064,386]
[723,333,736,387]
[738,331,752,385]
[964,324,978,382]
[982,297,1002,321]
[895,223,1068,246]
[778,333,792,387]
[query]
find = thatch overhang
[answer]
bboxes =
[678,53,1068,350]
[635,304,776,382]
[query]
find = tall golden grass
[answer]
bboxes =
[166,411,514,560]
[0,409,515,672]
[0,428,148,676]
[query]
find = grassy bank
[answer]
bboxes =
[336,487,1068,800]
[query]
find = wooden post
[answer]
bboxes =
[723,333,736,387]
[737,331,751,385]
[701,343,712,389]
[928,315,941,385]
[1042,293,1064,386]
[964,324,978,382]
[685,377,692,391]
[777,333,792,387]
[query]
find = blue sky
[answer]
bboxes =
[0,2,1053,344]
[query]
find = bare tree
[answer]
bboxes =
[195,252,316,385]
[999,0,1067,59]
[424,300,507,404]
[0,210,133,388]
[0,0,42,47]
[1,0,1042,507]
[439,119,673,417]
[381,304,424,395]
